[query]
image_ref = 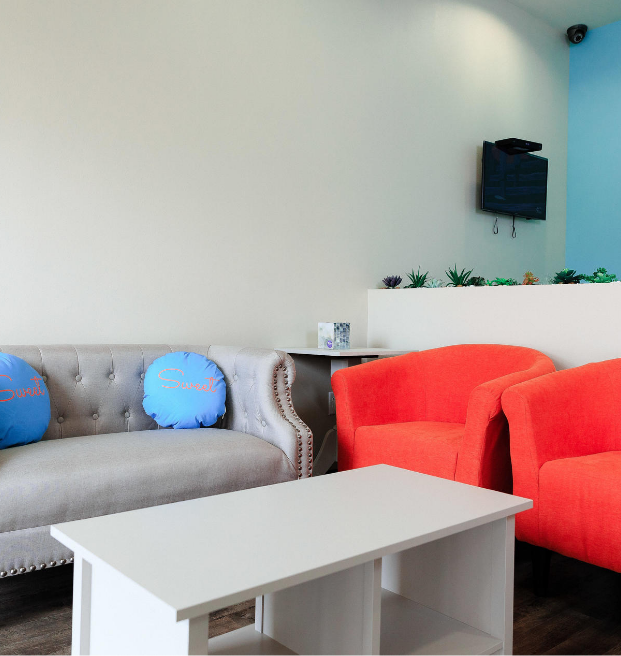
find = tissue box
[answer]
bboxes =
[318,322,350,350]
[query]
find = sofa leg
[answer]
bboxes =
[531,545,552,596]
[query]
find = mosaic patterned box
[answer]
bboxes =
[318,322,350,350]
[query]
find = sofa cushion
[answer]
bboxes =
[539,451,621,572]
[352,421,465,480]
[0,429,297,533]
[0,354,51,449]
[143,352,226,429]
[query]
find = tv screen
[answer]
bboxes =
[481,141,548,220]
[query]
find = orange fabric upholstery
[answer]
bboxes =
[332,344,554,492]
[539,453,621,572]
[353,421,464,480]
[502,359,621,572]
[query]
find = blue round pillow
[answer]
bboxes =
[143,352,226,429]
[0,354,51,449]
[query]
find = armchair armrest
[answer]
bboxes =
[456,355,555,491]
[331,353,423,471]
[207,346,312,478]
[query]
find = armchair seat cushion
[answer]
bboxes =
[539,451,621,572]
[352,421,465,480]
[0,429,297,533]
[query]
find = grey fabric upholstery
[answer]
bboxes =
[0,526,73,574]
[0,429,296,534]
[0,345,312,577]
[0,345,312,478]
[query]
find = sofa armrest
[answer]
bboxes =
[207,346,312,478]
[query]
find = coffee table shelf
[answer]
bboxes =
[209,588,503,655]
[209,625,294,655]
[379,589,503,655]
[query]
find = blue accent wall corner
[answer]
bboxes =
[566,19,621,275]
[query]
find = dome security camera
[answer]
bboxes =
[567,24,588,44]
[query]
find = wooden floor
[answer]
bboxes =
[0,541,620,655]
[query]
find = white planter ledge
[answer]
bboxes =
[368,284,621,370]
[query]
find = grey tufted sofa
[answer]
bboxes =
[0,344,312,579]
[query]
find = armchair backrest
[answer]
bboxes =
[417,344,553,423]
[504,358,621,470]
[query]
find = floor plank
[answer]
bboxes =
[1,542,620,655]
[0,565,254,655]
[513,541,621,655]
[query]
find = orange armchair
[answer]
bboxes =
[502,359,621,574]
[332,344,554,492]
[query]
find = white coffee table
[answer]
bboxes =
[51,465,531,656]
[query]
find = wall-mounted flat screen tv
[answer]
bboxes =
[481,140,548,220]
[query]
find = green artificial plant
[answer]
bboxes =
[445,265,473,287]
[466,276,486,287]
[585,267,617,283]
[551,268,584,284]
[486,277,519,286]
[405,268,429,288]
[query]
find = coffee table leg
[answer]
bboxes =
[72,555,92,655]
[382,516,516,655]
[71,555,209,655]
[259,558,381,654]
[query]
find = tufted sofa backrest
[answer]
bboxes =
[0,345,296,442]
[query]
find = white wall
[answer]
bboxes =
[0,0,568,347]
[368,286,621,370]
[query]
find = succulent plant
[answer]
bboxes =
[405,268,429,288]
[445,265,473,287]
[427,278,444,288]
[466,276,486,287]
[551,268,584,285]
[523,271,539,285]
[382,275,402,289]
[486,277,519,286]
[585,267,617,283]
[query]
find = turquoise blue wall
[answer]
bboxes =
[566,20,621,275]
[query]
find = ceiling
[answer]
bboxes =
[508,0,621,31]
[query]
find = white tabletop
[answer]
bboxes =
[275,347,411,357]
[51,465,530,622]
